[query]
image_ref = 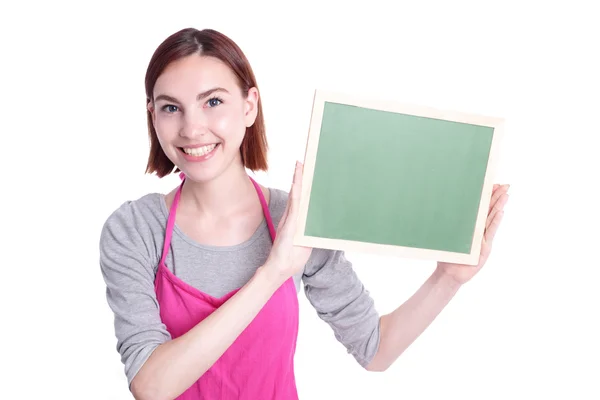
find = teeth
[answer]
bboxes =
[183,144,217,156]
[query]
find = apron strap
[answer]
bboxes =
[249,176,276,241]
[159,176,185,266]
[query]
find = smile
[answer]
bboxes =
[180,143,219,157]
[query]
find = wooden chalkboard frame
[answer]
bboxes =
[294,89,505,265]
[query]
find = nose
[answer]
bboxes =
[179,108,208,138]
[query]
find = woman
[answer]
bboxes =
[100,27,509,400]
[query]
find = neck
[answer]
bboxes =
[180,164,256,218]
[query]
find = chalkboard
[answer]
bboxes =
[294,90,504,265]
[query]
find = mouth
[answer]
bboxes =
[179,143,220,157]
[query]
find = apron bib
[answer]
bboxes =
[154,175,300,399]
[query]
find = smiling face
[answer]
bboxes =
[148,54,259,182]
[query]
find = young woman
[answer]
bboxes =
[100,27,509,400]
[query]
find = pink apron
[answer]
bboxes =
[154,175,300,399]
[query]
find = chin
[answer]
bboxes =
[177,155,242,184]
[180,167,223,183]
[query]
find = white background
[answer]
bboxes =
[1,0,599,399]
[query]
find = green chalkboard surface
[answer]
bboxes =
[295,90,504,265]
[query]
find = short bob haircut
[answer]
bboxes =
[144,28,268,178]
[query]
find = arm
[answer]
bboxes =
[365,267,461,372]
[100,204,282,400]
[302,248,461,373]
[366,183,510,371]
[302,249,381,368]
[131,267,281,400]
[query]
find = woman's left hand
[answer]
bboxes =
[436,183,510,285]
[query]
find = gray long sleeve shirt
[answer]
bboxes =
[99,186,381,385]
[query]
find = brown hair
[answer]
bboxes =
[144,28,268,177]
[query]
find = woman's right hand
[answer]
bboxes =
[261,161,313,286]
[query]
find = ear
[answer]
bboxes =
[147,100,156,125]
[244,87,260,127]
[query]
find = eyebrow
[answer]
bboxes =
[154,87,229,103]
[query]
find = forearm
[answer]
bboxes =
[131,266,282,400]
[366,267,462,372]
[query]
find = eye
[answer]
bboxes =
[206,97,223,108]
[161,104,179,113]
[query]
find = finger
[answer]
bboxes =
[488,184,508,213]
[485,210,504,243]
[486,191,507,234]
[486,193,509,230]
[489,184,510,209]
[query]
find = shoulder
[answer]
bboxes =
[99,193,166,265]
[101,193,164,235]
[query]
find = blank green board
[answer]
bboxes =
[296,90,504,264]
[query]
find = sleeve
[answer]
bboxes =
[302,248,381,368]
[99,203,171,386]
